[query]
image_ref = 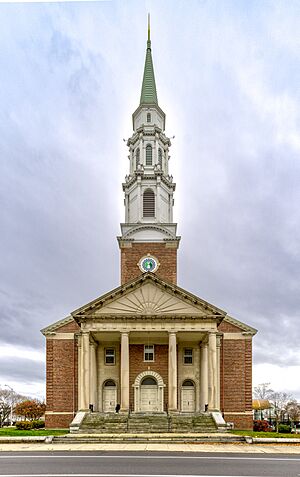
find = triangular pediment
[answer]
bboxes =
[71,273,226,322]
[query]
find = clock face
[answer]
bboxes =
[139,255,159,273]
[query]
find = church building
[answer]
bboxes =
[42,22,257,431]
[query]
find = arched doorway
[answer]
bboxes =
[140,376,158,412]
[102,380,117,412]
[133,371,165,412]
[181,380,195,412]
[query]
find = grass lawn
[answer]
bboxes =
[230,430,300,438]
[0,428,68,437]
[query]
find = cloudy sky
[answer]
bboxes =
[0,0,299,401]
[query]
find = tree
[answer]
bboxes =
[0,387,27,427]
[14,399,46,421]
[253,383,274,400]
[270,391,292,433]
[285,400,300,425]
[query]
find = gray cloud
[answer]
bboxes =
[0,357,44,384]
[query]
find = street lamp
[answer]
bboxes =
[4,385,13,426]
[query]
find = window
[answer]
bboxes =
[104,380,116,387]
[136,148,140,168]
[144,345,154,361]
[143,189,155,217]
[183,348,193,365]
[147,112,151,123]
[158,148,162,168]
[105,348,115,365]
[182,379,194,387]
[146,144,152,165]
[141,376,156,385]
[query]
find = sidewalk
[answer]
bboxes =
[0,441,300,453]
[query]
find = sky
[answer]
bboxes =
[0,0,300,402]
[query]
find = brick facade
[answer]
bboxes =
[218,319,253,429]
[120,242,177,284]
[45,320,79,428]
[44,292,254,430]
[129,344,169,411]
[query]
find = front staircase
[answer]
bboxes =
[128,413,169,433]
[72,411,218,434]
[79,412,128,433]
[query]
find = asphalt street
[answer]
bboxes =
[0,452,299,477]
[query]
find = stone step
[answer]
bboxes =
[74,412,219,434]
[54,434,243,444]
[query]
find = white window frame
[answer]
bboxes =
[183,348,193,365]
[105,348,115,365]
[144,344,154,362]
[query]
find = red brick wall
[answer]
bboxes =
[224,413,253,430]
[129,344,169,411]
[120,242,177,284]
[45,337,78,428]
[220,337,253,430]
[55,321,80,333]
[218,321,243,333]
[45,413,74,429]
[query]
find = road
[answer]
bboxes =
[0,452,299,477]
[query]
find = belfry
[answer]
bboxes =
[42,20,257,431]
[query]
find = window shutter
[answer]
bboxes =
[143,189,155,217]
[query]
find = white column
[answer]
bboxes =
[168,332,177,411]
[137,178,142,221]
[200,340,208,411]
[77,336,82,410]
[120,332,129,412]
[208,332,217,410]
[89,341,98,411]
[216,334,221,411]
[81,331,90,410]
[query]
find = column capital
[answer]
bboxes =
[200,337,208,346]
[216,333,222,348]
[168,331,177,336]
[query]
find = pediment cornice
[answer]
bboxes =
[71,273,226,324]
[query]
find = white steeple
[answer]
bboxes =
[118,19,180,245]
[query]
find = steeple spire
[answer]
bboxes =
[140,14,158,105]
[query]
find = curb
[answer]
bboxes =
[0,436,54,444]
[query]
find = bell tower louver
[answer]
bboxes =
[118,16,180,284]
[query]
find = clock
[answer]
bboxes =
[138,255,159,273]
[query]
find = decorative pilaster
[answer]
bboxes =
[120,332,130,411]
[216,333,222,411]
[81,331,90,410]
[168,331,177,411]
[200,339,208,411]
[208,331,218,410]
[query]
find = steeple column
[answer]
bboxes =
[137,177,142,221]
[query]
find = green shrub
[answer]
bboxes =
[16,421,33,430]
[31,420,45,429]
[278,424,290,433]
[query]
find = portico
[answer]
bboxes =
[74,273,224,415]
